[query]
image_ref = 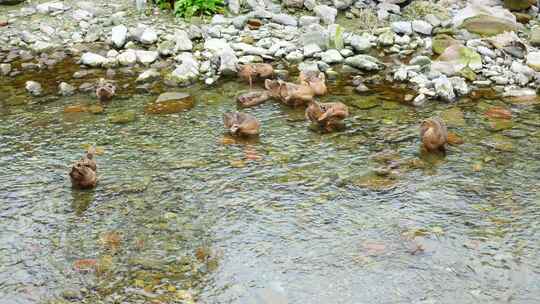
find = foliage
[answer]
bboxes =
[153,0,224,18]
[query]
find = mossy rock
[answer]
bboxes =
[503,0,533,11]
[145,92,194,114]
[441,107,466,127]
[350,96,380,109]
[432,34,460,55]
[109,111,136,124]
[461,15,518,36]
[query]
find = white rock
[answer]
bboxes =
[173,30,193,52]
[526,51,540,72]
[219,47,239,75]
[321,49,343,64]
[350,35,372,53]
[111,25,128,49]
[395,34,410,45]
[286,51,304,63]
[36,2,67,14]
[81,52,106,67]
[136,69,160,83]
[169,53,200,86]
[299,16,320,27]
[58,82,76,96]
[412,20,432,35]
[433,75,455,102]
[30,41,54,53]
[107,50,119,58]
[73,9,93,21]
[413,94,427,106]
[313,5,337,25]
[117,50,137,66]
[304,43,322,57]
[449,77,470,96]
[136,50,159,65]
[0,63,11,76]
[140,27,158,45]
[394,68,408,81]
[25,81,43,96]
[391,21,412,35]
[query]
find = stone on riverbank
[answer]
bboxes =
[314,5,337,25]
[59,82,76,96]
[111,25,128,49]
[81,52,106,67]
[461,15,518,36]
[345,55,383,71]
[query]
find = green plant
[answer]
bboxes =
[154,0,224,18]
[174,0,225,18]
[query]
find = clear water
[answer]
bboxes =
[1,56,540,304]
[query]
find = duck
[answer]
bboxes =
[69,147,97,189]
[237,91,271,108]
[223,112,261,137]
[305,100,349,131]
[299,70,327,96]
[264,79,314,107]
[238,63,274,88]
[95,78,116,103]
[420,117,448,152]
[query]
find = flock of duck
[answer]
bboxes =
[70,63,449,189]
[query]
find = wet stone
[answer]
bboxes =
[145,92,194,114]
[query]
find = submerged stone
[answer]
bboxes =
[461,15,518,36]
[145,92,194,114]
[110,111,136,124]
[350,96,380,109]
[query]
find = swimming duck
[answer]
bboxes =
[305,100,349,131]
[69,147,97,189]
[237,91,271,108]
[299,70,327,96]
[95,78,116,103]
[238,63,274,88]
[420,117,448,152]
[264,79,314,107]
[223,112,261,136]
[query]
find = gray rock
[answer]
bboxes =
[140,27,158,45]
[425,14,441,27]
[36,2,68,14]
[168,52,199,86]
[232,15,249,29]
[111,25,128,49]
[285,51,304,63]
[340,48,353,57]
[409,55,431,66]
[433,75,455,102]
[378,31,394,46]
[219,47,239,75]
[117,50,137,66]
[449,77,469,96]
[229,0,241,14]
[299,16,320,27]
[272,13,298,26]
[313,5,337,25]
[413,94,427,106]
[304,0,317,10]
[350,35,372,53]
[303,43,322,57]
[158,40,175,56]
[30,41,54,53]
[283,0,303,8]
[81,52,106,67]
[333,0,353,10]
[321,49,343,64]
[136,50,159,65]
[301,23,330,49]
[58,82,75,96]
[136,69,160,83]
[211,14,229,25]
[344,54,383,70]
[173,30,193,52]
[395,34,410,45]
[412,20,432,35]
[391,21,412,35]
[73,9,92,21]
[0,63,11,76]
[394,67,408,81]
[25,81,43,96]
[299,61,320,73]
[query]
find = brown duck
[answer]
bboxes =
[69,147,97,189]
[305,100,349,131]
[265,79,314,107]
[96,78,116,103]
[237,91,271,108]
[420,117,448,152]
[223,112,261,137]
[238,63,274,88]
[299,70,327,96]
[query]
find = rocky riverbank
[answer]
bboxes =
[1,0,540,105]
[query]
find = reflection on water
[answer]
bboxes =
[0,62,539,303]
